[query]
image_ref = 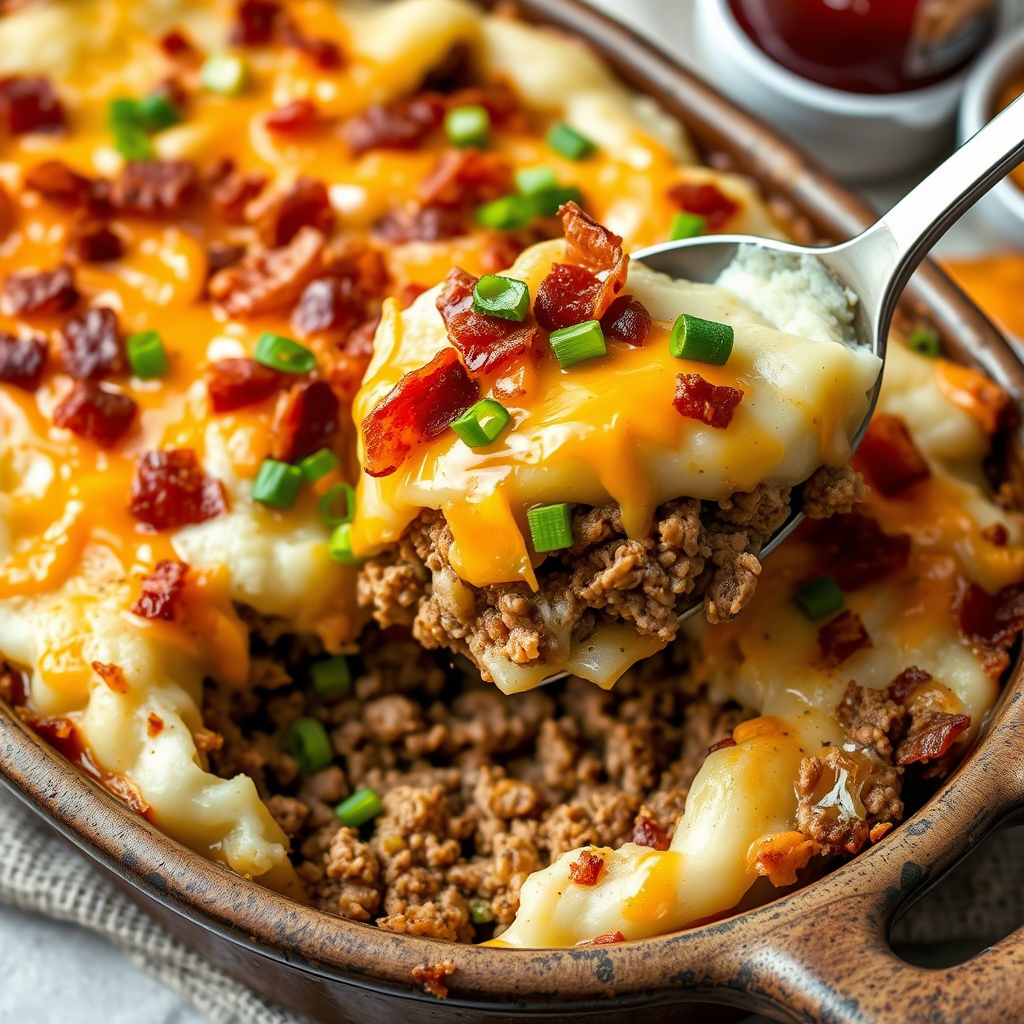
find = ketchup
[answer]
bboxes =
[728,0,996,94]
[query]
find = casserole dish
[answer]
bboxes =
[1,0,1023,1021]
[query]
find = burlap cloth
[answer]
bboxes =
[0,785,1021,1024]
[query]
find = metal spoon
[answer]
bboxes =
[631,91,1024,624]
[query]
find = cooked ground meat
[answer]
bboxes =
[359,467,861,683]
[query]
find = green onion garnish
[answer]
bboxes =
[253,332,316,374]
[201,54,248,95]
[299,448,340,483]
[794,575,845,621]
[126,330,169,379]
[549,319,607,369]
[472,275,530,321]
[329,521,361,565]
[670,313,734,366]
[908,328,941,358]
[318,482,355,526]
[114,127,153,161]
[515,165,558,196]
[445,104,490,148]
[286,716,333,775]
[670,211,706,240]
[136,94,180,133]
[310,657,351,696]
[531,184,584,218]
[108,98,141,132]
[335,786,384,827]
[452,398,510,448]
[527,503,573,553]
[469,899,495,924]
[476,194,535,231]
[252,459,302,509]
[547,121,595,161]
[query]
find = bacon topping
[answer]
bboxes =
[708,736,737,754]
[205,241,247,281]
[0,332,47,391]
[817,609,872,667]
[855,414,930,498]
[130,559,188,620]
[53,381,137,447]
[600,294,651,346]
[342,96,445,156]
[265,98,320,133]
[361,347,479,478]
[559,201,628,318]
[668,181,738,230]
[534,264,601,333]
[23,159,96,207]
[159,28,197,59]
[804,512,911,591]
[373,205,469,244]
[247,176,334,248]
[206,357,283,412]
[631,816,670,851]
[212,169,267,223]
[231,0,281,44]
[575,932,626,947]
[291,277,363,338]
[2,264,78,317]
[271,379,339,463]
[436,267,539,374]
[0,76,65,135]
[887,666,933,705]
[91,661,128,695]
[568,849,605,886]
[956,580,1024,678]
[59,307,124,379]
[67,219,124,264]
[130,449,228,530]
[147,713,165,737]
[417,149,513,208]
[110,160,198,216]
[895,712,971,767]
[673,373,743,429]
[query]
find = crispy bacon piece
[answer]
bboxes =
[0,332,47,391]
[2,264,78,317]
[159,28,197,59]
[212,169,267,223]
[67,219,124,263]
[342,96,445,155]
[230,0,281,44]
[147,712,165,737]
[668,181,738,230]
[206,357,283,412]
[533,264,601,332]
[53,381,136,447]
[631,816,670,851]
[708,736,737,754]
[560,201,628,318]
[417,149,513,208]
[956,580,1024,678]
[291,277,363,338]
[205,241,247,280]
[361,347,479,478]
[271,379,339,462]
[673,373,744,429]
[888,666,933,705]
[600,294,651,346]
[329,315,379,403]
[0,75,65,135]
[59,307,124,379]
[983,522,1009,547]
[284,29,343,70]
[817,609,872,667]
[23,159,94,206]
[322,235,389,297]
[568,849,605,886]
[130,559,188,620]
[0,182,14,244]
[373,205,469,244]
[855,414,930,498]
[130,449,228,530]
[265,98,319,133]
[575,932,626,947]
[436,267,539,375]
[209,225,325,318]
[91,661,128,694]
[894,712,971,767]
[247,176,334,248]
[111,160,198,216]
[804,512,911,591]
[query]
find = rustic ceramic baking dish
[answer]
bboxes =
[2,2,1023,1022]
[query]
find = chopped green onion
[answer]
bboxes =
[310,657,351,696]
[794,575,845,621]
[329,521,361,565]
[318,482,355,526]
[908,328,941,358]
[286,716,334,774]
[126,330,169,379]
[201,53,248,95]
[335,786,384,827]
[531,184,584,218]
[549,319,607,369]
[669,313,734,366]
[253,331,316,374]
[252,459,302,509]
[113,127,153,161]
[136,94,180,133]
[515,165,558,196]
[547,121,595,161]
[670,211,706,240]
[299,448,340,483]
[469,899,495,924]
[472,275,530,321]
[445,104,490,148]
[108,98,142,132]
[475,194,535,231]
[452,398,510,448]
[527,503,573,553]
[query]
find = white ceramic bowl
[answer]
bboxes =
[960,23,1024,245]
[694,0,1012,182]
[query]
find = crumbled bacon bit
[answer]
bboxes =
[708,736,737,754]
[575,932,626,947]
[159,28,197,59]
[212,169,267,223]
[803,512,911,591]
[146,713,165,737]
[53,381,137,447]
[205,241,247,280]
[91,661,128,694]
[568,848,605,886]
[328,316,379,403]
[2,264,78,316]
[436,267,539,374]
[130,559,188,620]
[209,225,325,318]
[983,522,1009,547]
[668,181,738,230]
[631,816,670,851]
[0,75,65,135]
[411,961,456,1000]
[206,357,283,412]
[265,98,320,133]
[230,0,281,44]
[855,414,930,498]
[894,712,971,766]
[247,176,334,248]
[0,182,14,243]
[291,277,363,338]
[559,201,628,318]
[67,219,124,263]
[322,235,389,297]
[0,332,47,391]
[23,159,94,206]
[887,666,933,705]
[417,149,513,208]
[111,160,198,216]
[956,579,1024,678]
[673,373,743,429]
[130,449,228,530]
[271,379,339,462]
[343,96,446,155]
[600,294,651,346]
[59,306,124,379]
[361,347,478,478]
[534,264,601,332]
[818,609,872,667]
[373,205,469,244]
